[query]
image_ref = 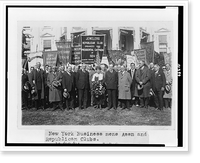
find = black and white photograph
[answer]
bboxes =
[1,1,188,151]
[21,21,173,126]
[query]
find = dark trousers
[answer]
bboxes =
[134,97,140,105]
[22,91,28,108]
[140,97,149,108]
[35,89,44,109]
[120,99,130,109]
[154,89,164,110]
[44,86,49,108]
[65,91,74,109]
[164,98,171,108]
[52,101,63,110]
[78,89,88,109]
[107,89,117,109]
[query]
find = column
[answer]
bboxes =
[112,27,119,50]
[86,25,92,35]
[134,26,141,50]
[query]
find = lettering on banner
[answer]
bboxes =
[81,35,104,64]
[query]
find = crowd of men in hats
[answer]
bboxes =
[22,61,172,111]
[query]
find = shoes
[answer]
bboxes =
[136,104,139,107]
[121,107,126,110]
[140,105,144,108]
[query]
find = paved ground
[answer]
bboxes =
[22,105,171,126]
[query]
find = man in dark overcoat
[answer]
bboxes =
[62,66,75,110]
[128,63,138,106]
[22,68,29,110]
[105,63,118,110]
[44,65,49,109]
[151,64,166,110]
[148,62,156,107]
[30,62,45,110]
[76,64,89,109]
[135,60,151,109]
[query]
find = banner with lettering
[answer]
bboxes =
[81,35,104,64]
[56,42,71,65]
[43,51,58,67]
[140,41,154,64]
[71,45,81,65]
[134,49,147,63]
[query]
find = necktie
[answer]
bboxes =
[131,70,134,78]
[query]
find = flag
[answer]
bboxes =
[43,51,58,67]
[140,41,154,64]
[56,41,71,65]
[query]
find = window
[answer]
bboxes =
[24,40,30,51]
[119,29,134,51]
[71,31,86,46]
[93,29,112,51]
[159,35,167,44]
[159,35,167,53]
[140,31,150,43]
[43,40,51,51]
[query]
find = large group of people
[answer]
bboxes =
[22,61,172,111]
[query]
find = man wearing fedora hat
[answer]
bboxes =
[151,64,166,111]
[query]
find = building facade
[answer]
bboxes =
[22,22,172,64]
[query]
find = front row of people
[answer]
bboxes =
[22,61,172,111]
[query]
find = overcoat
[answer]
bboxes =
[135,65,151,98]
[118,71,132,100]
[30,69,45,100]
[163,70,172,98]
[47,72,62,102]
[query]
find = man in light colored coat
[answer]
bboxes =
[118,65,132,110]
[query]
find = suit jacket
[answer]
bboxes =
[22,74,29,91]
[128,69,136,94]
[135,65,151,98]
[62,71,75,92]
[149,69,155,88]
[76,69,89,90]
[152,68,166,91]
[30,68,45,99]
[44,71,49,86]
[105,70,118,90]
